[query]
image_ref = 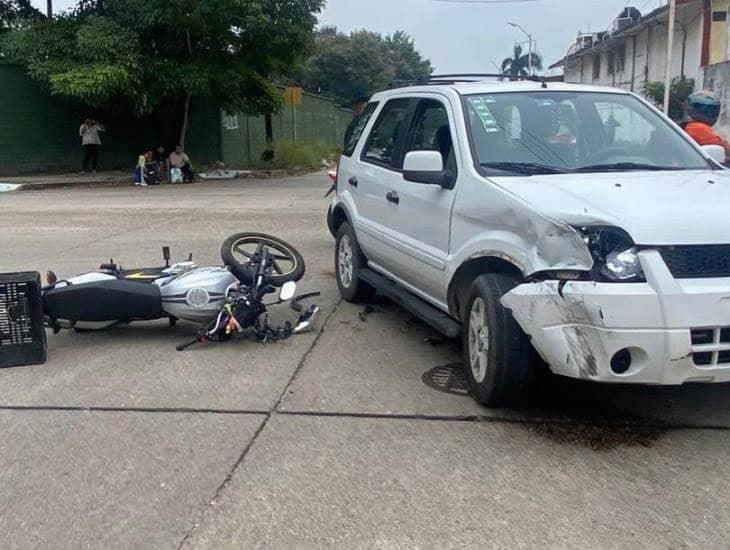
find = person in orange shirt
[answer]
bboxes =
[683,91,730,158]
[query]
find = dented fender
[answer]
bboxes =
[447,174,594,286]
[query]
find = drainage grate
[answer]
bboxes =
[421,363,470,396]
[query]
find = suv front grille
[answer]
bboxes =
[691,327,730,367]
[660,245,730,279]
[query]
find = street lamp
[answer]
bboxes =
[508,22,533,75]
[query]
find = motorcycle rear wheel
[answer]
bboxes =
[221,233,306,286]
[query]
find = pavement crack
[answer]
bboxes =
[274,298,343,412]
[0,405,269,415]
[274,409,730,432]
[176,299,342,549]
[176,414,270,550]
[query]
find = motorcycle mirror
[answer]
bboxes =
[163,246,171,267]
[279,281,297,301]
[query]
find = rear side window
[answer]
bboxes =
[343,103,378,157]
[362,98,412,168]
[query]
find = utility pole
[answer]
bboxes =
[46,0,52,18]
[663,0,677,115]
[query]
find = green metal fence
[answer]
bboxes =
[0,64,351,174]
[220,90,352,167]
[0,64,221,175]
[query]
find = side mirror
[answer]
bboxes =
[402,151,455,189]
[703,144,726,165]
[279,281,297,301]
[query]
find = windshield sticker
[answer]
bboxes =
[469,97,500,133]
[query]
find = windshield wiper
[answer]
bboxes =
[481,162,566,175]
[574,162,682,173]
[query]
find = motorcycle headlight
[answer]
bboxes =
[576,226,645,282]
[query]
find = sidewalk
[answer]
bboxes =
[0,167,323,192]
[0,171,131,191]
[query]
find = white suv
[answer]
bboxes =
[327,76,729,406]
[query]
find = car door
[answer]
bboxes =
[378,96,460,306]
[353,97,417,270]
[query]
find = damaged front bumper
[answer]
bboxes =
[502,250,730,385]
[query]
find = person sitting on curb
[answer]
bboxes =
[169,145,193,183]
[153,146,168,181]
[683,91,730,159]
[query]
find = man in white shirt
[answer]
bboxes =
[168,145,193,183]
[79,118,105,174]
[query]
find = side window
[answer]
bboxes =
[406,99,455,171]
[408,100,449,152]
[343,102,378,157]
[362,99,412,168]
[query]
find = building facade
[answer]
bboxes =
[554,1,730,134]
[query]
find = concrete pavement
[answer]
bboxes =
[2,173,730,548]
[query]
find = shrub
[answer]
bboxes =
[644,77,695,122]
[254,141,338,170]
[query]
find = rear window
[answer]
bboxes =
[343,102,378,157]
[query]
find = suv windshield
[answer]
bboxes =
[464,91,711,175]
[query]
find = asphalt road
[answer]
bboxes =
[1,173,730,549]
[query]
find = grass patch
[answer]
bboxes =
[252,141,340,170]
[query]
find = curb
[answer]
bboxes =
[7,167,330,192]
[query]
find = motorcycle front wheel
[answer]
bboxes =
[221,233,306,286]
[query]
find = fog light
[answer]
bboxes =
[610,348,632,374]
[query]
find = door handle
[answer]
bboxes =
[386,191,400,205]
[348,177,358,187]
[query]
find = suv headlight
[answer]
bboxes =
[576,226,645,282]
[602,247,643,281]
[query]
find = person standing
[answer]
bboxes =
[79,118,105,174]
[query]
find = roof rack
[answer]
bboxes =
[388,73,546,89]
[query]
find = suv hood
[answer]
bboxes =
[492,170,730,245]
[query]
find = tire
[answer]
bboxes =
[221,233,306,286]
[335,222,375,302]
[462,273,533,407]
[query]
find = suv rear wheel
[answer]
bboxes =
[335,222,375,302]
[462,273,533,407]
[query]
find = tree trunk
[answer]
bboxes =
[264,113,274,146]
[179,92,192,149]
[177,29,194,149]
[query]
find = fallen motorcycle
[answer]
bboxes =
[0,233,320,367]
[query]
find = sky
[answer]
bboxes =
[33,0,667,72]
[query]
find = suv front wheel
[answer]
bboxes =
[335,222,375,303]
[463,273,533,407]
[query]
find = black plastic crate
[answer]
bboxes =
[0,272,47,367]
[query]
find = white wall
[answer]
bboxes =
[564,2,703,98]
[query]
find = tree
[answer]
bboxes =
[2,0,324,146]
[298,27,432,105]
[644,77,695,122]
[501,44,543,78]
[0,0,43,32]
